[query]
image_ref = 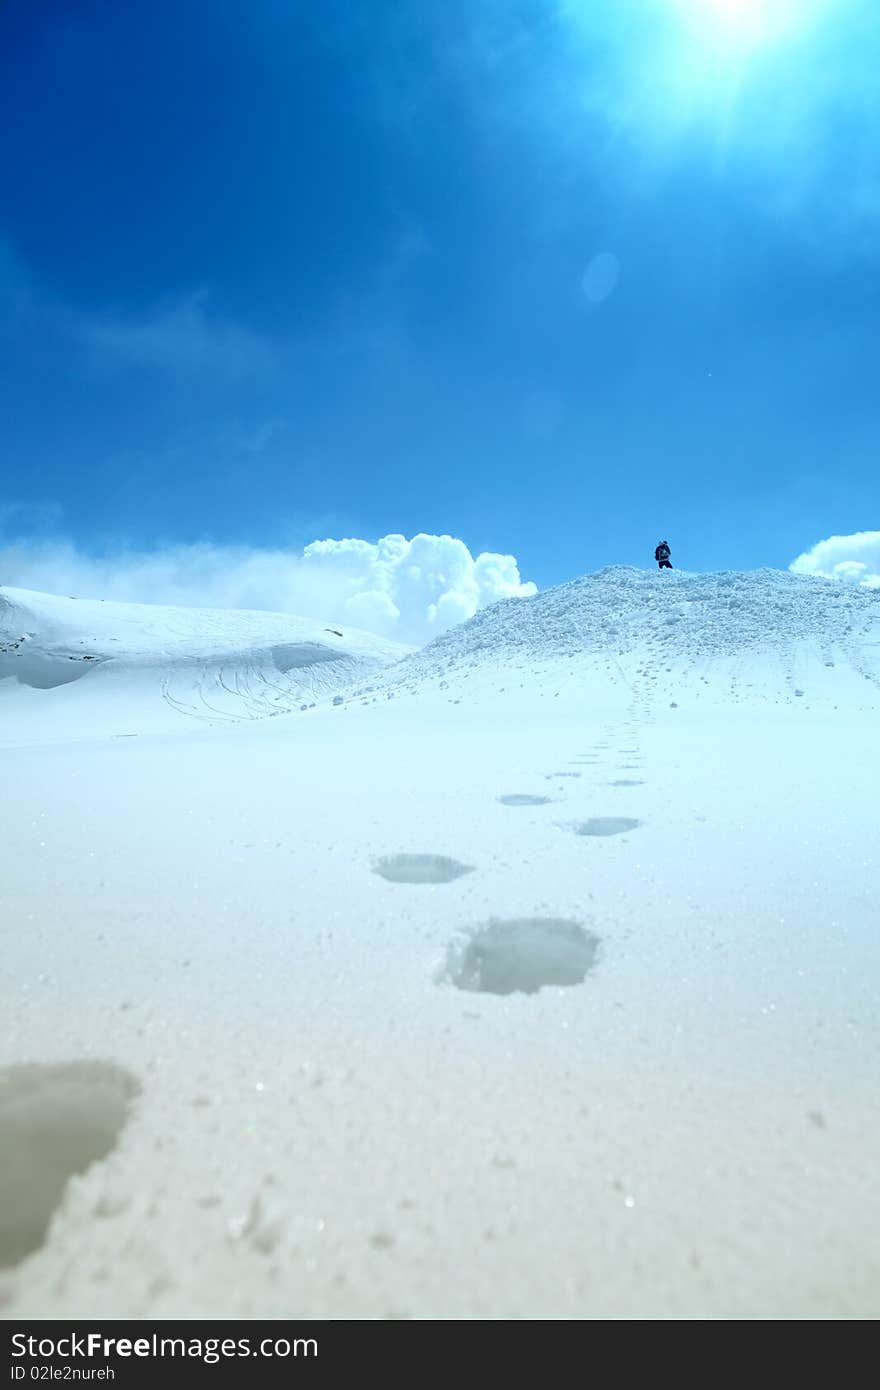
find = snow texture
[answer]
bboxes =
[1,566,879,1319]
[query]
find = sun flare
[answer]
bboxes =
[671,0,805,52]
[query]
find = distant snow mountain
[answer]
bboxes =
[0,586,410,742]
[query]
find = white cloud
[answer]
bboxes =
[790,530,880,589]
[0,532,537,645]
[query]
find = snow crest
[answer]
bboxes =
[408,567,880,669]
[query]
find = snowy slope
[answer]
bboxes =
[1,570,878,1320]
[414,565,880,664]
[0,587,410,742]
[354,565,880,710]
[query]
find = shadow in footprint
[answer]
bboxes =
[575,817,642,837]
[496,794,553,807]
[373,853,473,884]
[0,1060,139,1268]
[441,919,599,996]
[607,780,645,787]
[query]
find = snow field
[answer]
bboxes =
[1,569,878,1317]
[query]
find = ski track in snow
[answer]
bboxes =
[1,568,879,1319]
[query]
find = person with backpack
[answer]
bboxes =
[655,540,672,570]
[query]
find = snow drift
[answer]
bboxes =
[0,586,409,742]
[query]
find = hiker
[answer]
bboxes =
[655,540,672,570]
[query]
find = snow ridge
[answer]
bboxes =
[385,566,880,676]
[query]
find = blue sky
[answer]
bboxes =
[2,0,879,601]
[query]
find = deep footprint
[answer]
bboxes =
[373,853,473,884]
[496,794,553,807]
[575,817,642,836]
[442,918,600,996]
[0,1060,139,1268]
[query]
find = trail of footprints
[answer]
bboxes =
[375,719,647,998]
[1,726,645,1275]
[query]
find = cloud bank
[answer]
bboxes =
[0,532,537,645]
[790,530,880,589]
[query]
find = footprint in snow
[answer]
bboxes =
[440,919,600,996]
[0,1060,139,1268]
[496,794,554,807]
[373,853,473,884]
[573,817,642,837]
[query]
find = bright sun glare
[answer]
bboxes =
[672,0,804,51]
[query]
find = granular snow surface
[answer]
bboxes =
[1,569,878,1319]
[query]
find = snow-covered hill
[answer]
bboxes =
[359,565,880,710]
[424,563,878,659]
[0,586,409,742]
[4,570,878,742]
[1,569,878,1320]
